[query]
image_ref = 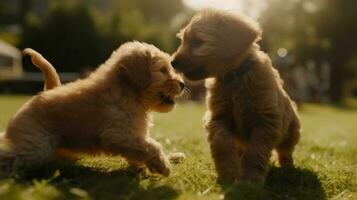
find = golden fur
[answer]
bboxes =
[23,48,61,90]
[172,9,301,182]
[0,41,185,177]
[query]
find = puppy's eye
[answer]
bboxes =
[160,68,168,75]
[191,38,203,48]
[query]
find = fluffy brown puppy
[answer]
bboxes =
[0,41,185,177]
[172,9,301,182]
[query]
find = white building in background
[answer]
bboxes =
[0,39,23,80]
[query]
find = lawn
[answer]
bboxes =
[0,95,356,200]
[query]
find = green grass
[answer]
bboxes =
[0,95,356,200]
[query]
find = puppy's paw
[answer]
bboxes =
[146,155,171,177]
[168,152,186,164]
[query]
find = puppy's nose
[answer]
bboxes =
[179,81,185,90]
[171,59,179,69]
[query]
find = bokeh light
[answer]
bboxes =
[277,48,288,58]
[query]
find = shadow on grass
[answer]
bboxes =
[219,167,326,200]
[3,161,179,200]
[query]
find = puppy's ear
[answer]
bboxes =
[120,50,152,88]
[216,12,261,58]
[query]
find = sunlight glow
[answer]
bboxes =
[183,0,242,11]
[183,0,267,19]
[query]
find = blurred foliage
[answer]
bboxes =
[137,0,184,23]
[22,2,102,72]
[0,0,20,24]
[314,0,357,101]
[0,0,356,101]
[258,0,357,102]
[259,0,327,62]
[0,31,20,45]
[16,0,187,72]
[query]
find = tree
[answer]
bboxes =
[22,2,107,72]
[21,0,187,72]
[259,0,357,103]
[137,0,184,23]
[315,0,357,102]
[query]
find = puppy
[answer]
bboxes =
[172,9,301,182]
[0,41,185,177]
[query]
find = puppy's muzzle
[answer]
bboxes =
[171,58,194,76]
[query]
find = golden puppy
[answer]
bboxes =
[172,9,301,182]
[0,41,185,177]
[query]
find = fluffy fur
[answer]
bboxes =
[0,42,185,177]
[23,48,61,90]
[172,9,301,182]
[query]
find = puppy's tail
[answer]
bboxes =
[23,48,61,91]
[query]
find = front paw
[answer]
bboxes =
[168,152,186,164]
[146,155,171,177]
